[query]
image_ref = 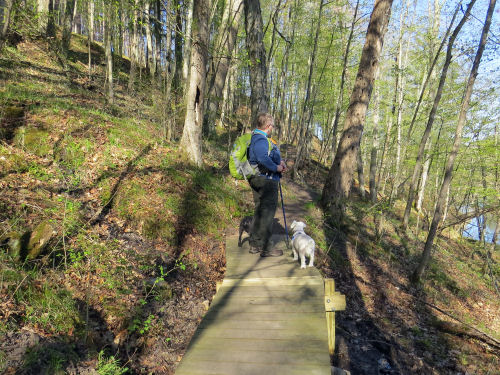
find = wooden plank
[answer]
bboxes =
[191,327,328,341]
[210,293,324,306]
[213,285,324,298]
[180,348,330,366]
[324,292,346,311]
[201,311,325,322]
[175,359,331,375]
[197,318,326,334]
[221,276,323,287]
[182,336,328,354]
[205,302,325,314]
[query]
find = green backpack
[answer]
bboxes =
[229,132,272,180]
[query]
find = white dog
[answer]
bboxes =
[290,220,315,269]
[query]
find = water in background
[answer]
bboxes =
[462,213,499,245]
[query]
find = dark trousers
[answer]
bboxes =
[248,175,278,252]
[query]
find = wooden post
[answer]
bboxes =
[324,278,346,356]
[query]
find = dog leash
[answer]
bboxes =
[279,180,290,249]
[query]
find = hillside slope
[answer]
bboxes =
[1,35,499,375]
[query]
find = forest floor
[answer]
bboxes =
[1,37,499,375]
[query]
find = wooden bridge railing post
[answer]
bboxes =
[324,278,346,356]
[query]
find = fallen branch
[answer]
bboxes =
[422,300,500,350]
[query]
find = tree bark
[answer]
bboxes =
[402,0,475,230]
[357,145,365,198]
[104,1,114,104]
[330,0,359,160]
[181,0,211,166]
[244,0,269,124]
[321,0,393,220]
[369,85,380,202]
[205,0,243,133]
[37,0,50,34]
[172,0,184,95]
[411,0,496,283]
[182,0,193,83]
[154,0,162,81]
[61,0,76,58]
[293,0,325,179]
[87,0,94,79]
[128,0,139,92]
[144,0,155,77]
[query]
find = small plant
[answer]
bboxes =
[96,350,128,375]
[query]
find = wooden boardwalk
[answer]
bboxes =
[175,233,345,375]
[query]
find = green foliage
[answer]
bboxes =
[97,351,128,375]
[20,282,81,335]
[23,344,80,374]
[14,128,51,156]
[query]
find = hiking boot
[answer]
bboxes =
[249,246,261,254]
[260,249,283,257]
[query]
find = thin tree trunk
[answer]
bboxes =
[321,0,394,220]
[37,0,49,34]
[416,140,432,211]
[172,0,184,95]
[369,85,380,202]
[411,0,495,283]
[205,0,243,134]
[104,2,114,104]
[154,0,162,83]
[181,0,211,166]
[144,0,155,76]
[331,0,359,160]
[182,0,193,83]
[128,0,139,92]
[244,0,269,123]
[293,0,325,179]
[61,0,76,58]
[402,1,475,230]
[87,0,94,80]
[357,145,365,198]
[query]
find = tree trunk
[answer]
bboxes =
[329,0,359,162]
[128,0,139,92]
[244,0,269,123]
[181,0,211,167]
[205,0,243,134]
[369,85,380,202]
[1,0,14,44]
[61,0,76,58]
[172,0,184,95]
[104,2,114,104]
[416,140,432,211]
[182,0,194,83]
[293,0,325,179]
[402,0,475,230]
[411,0,495,283]
[36,0,50,34]
[87,0,94,80]
[357,145,365,198]
[144,0,155,77]
[321,0,393,220]
[154,0,162,81]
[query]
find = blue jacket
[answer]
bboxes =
[248,129,282,181]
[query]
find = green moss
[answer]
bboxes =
[15,127,51,156]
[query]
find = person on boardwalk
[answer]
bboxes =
[247,113,287,257]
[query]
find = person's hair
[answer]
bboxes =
[255,113,274,130]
